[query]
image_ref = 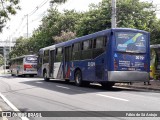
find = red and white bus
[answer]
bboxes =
[10,55,37,77]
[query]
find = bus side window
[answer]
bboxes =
[82,40,90,50]
[43,50,49,63]
[38,54,42,64]
[73,43,80,51]
[96,37,106,48]
[93,36,106,58]
[72,42,81,60]
[104,36,108,47]
[81,39,92,60]
[55,47,63,62]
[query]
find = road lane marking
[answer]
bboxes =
[96,94,129,102]
[76,89,88,92]
[0,92,29,120]
[35,82,43,84]
[56,85,70,89]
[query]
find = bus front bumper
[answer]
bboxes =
[108,71,149,82]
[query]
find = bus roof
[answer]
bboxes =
[55,29,111,48]
[39,45,55,53]
[10,55,37,61]
[112,28,149,33]
[40,28,149,50]
[56,28,149,48]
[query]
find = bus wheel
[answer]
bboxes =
[16,71,19,77]
[43,71,50,81]
[75,70,83,86]
[30,75,34,77]
[65,79,70,83]
[101,82,115,89]
[83,81,90,87]
[11,71,14,76]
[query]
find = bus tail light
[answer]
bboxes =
[144,63,148,71]
[24,64,32,70]
[114,59,118,70]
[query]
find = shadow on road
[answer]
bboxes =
[1,75,159,95]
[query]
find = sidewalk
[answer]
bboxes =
[115,80,160,91]
[0,70,10,74]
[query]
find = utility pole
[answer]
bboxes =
[9,36,11,52]
[6,26,11,52]
[26,14,29,38]
[111,0,116,28]
[3,46,6,74]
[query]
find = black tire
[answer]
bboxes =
[43,71,50,81]
[75,70,83,86]
[83,81,90,86]
[101,82,115,89]
[11,71,14,76]
[30,75,34,77]
[16,71,19,77]
[65,79,70,83]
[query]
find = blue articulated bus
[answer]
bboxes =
[37,28,150,88]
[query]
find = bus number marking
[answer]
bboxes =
[88,62,95,67]
[136,56,144,60]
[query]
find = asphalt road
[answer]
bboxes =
[0,74,160,120]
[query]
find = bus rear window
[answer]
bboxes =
[25,56,37,63]
[116,32,147,53]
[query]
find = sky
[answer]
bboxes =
[0,0,101,41]
[0,0,160,41]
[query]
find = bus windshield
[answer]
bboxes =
[116,32,147,53]
[25,56,37,63]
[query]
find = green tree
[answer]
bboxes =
[0,54,4,66]
[76,0,111,36]
[10,0,160,58]
[53,30,76,43]
[0,0,20,32]
[9,37,31,58]
[149,19,160,44]
[116,0,156,29]
[76,0,157,37]
[29,9,79,51]
[116,0,159,43]
[50,0,67,5]
[10,1,71,58]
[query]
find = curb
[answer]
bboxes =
[115,84,160,91]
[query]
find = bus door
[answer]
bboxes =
[37,55,41,76]
[54,47,63,79]
[93,37,107,81]
[95,53,106,81]
[49,50,55,77]
[64,46,72,79]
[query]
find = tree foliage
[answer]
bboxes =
[53,30,76,43]
[50,0,68,5]
[75,0,112,36]
[9,37,31,58]
[0,0,20,32]
[9,0,160,58]
[0,55,4,66]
